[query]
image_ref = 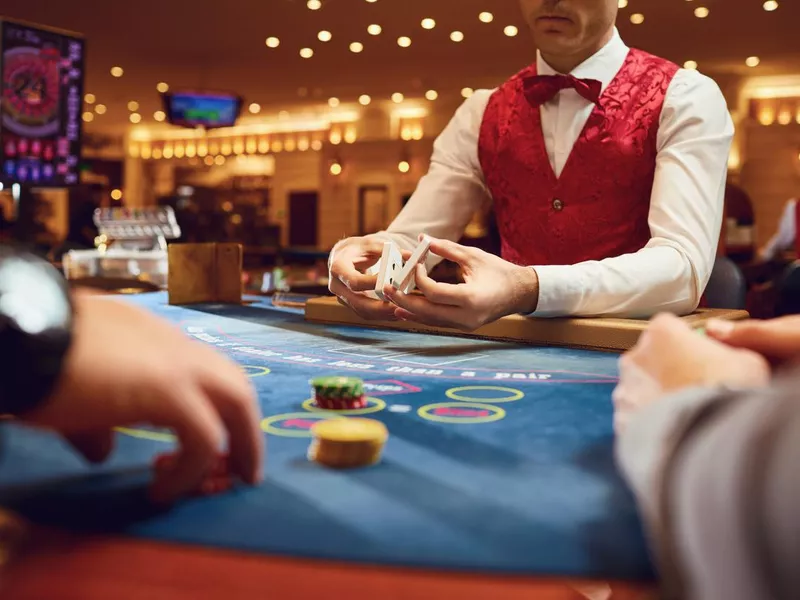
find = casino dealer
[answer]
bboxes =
[328,0,733,331]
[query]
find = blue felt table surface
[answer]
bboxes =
[0,293,654,581]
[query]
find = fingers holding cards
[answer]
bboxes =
[330,276,398,320]
[333,234,436,319]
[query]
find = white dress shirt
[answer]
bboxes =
[383,28,734,318]
[760,199,797,261]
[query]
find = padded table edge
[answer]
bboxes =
[304,297,749,352]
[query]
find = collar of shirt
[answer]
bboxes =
[536,27,629,94]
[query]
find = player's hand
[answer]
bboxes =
[612,313,770,434]
[20,293,264,504]
[705,316,800,366]
[382,236,539,331]
[328,235,409,321]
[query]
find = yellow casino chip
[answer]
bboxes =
[308,418,388,468]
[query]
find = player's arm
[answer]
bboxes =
[0,244,263,502]
[759,199,796,262]
[379,91,495,261]
[529,70,734,318]
[616,376,800,600]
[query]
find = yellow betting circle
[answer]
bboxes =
[417,402,506,424]
[445,385,524,403]
[301,396,386,416]
[241,365,271,378]
[115,427,175,443]
[261,412,345,438]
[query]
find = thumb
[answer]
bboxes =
[705,318,800,361]
[63,430,115,464]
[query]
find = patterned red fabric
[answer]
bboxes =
[478,48,680,267]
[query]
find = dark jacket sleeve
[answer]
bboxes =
[0,244,73,415]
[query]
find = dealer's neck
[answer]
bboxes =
[539,26,614,74]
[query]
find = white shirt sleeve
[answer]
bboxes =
[383,90,493,256]
[533,69,734,318]
[760,199,796,261]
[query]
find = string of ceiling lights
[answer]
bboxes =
[82,5,520,125]
[260,6,518,111]
[619,0,779,72]
[265,5,519,58]
[82,0,782,126]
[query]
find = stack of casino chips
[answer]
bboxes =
[310,376,367,410]
[308,418,388,469]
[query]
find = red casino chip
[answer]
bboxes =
[153,452,233,497]
[314,394,367,410]
[153,452,176,471]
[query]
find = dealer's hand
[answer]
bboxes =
[705,316,800,366]
[21,293,264,503]
[383,237,539,331]
[328,235,411,321]
[613,313,770,433]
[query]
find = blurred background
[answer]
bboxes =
[0,0,798,313]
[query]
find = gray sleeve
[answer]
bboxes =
[616,377,800,600]
[760,199,796,261]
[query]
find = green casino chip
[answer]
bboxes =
[311,376,364,400]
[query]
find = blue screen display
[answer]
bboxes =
[164,92,241,128]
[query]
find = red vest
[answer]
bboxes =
[478,48,680,267]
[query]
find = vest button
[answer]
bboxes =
[552,198,563,211]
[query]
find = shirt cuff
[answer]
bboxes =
[527,264,577,317]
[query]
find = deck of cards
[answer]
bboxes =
[365,235,432,301]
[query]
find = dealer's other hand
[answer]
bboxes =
[21,293,264,504]
[383,236,539,331]
[328,235,412,321]
[612,313,770,434]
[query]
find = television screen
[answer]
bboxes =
[162,91,242,129]
[0,19,85,188]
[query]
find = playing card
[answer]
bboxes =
[392,235,432,293]
[375,242,404,300]
[362,243,389,300]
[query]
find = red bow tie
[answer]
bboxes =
[523,74,602,107]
